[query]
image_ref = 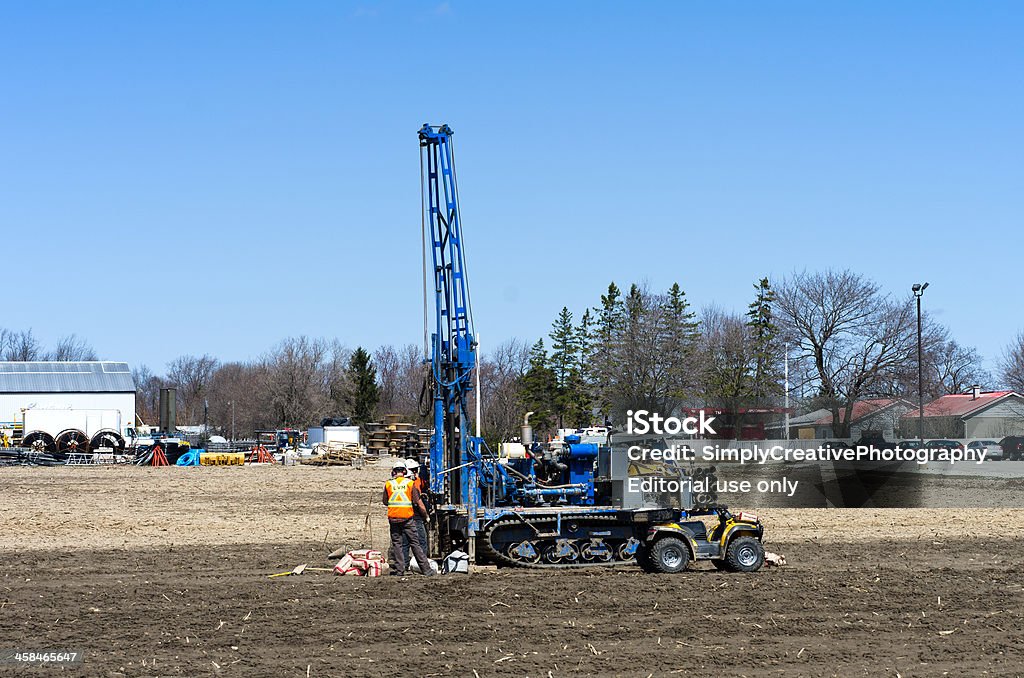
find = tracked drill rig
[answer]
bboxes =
[418,123,766,573]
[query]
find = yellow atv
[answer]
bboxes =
[636,509,765,573]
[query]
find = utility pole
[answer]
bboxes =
[912,283,929,442]
[784,342,790,441]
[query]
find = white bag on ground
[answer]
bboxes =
[442,550,470,574]
[409,557,440,574]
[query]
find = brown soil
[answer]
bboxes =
[2,466,1023,677]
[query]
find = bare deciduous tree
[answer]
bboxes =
[166,354,220,424]
[46,334,98,361]
[928,337,990,396]
[0,329,43,361]
[1001,331,1024,392]
[476,338,531,445]
[131,364,164,426]
[878,318,989,399]
[776,270,917,437]
[375,343,426,422]
[208,362,268,438]
[700,307,754,430]
[324,340,352,418]
[261,337,331,428]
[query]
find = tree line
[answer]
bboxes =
[132,339,387,437]
[494,270,1020,439]
[0,330,97,361]
[4,268,1024,441]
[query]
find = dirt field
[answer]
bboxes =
[2,466,1024,677]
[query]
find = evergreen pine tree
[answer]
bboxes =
[661,282,701,402]
[347,346,379,424]
[745,277,782,401]
[572,309,595,426]
[550,307,591,428]
[591,283,624,419]
[577,308,593,377]
[549,307,576,390]
[520,339,558,433]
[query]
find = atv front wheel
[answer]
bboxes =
[725,536,765,572]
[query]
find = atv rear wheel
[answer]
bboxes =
[647,537,690,574]
[725,536,764,572]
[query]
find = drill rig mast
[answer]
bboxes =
[419,123,483,555]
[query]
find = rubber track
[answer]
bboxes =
[478,514,638,570]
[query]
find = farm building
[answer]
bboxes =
[900,389,1024,439]
[801,399,914,440]
[0,362,137,446]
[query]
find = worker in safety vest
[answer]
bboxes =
[383,459,434,576]
[402,458,430,566]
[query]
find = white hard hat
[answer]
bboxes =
[392,460,407,471]
[405,458,420,470]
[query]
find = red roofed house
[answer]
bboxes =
[811,399,914,440]
[900,388,1024,439]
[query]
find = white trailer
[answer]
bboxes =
[307,425,360,445]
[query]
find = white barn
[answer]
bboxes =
[0,362,137,443]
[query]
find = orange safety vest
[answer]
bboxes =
[385,477,415,520]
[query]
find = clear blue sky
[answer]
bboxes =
[2,2,1021,377]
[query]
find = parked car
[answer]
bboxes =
[925,439,965,452]
[896,440,925,450]
[1000,436,1024,461]
[855,434,893,450]
[966,439,1002,460]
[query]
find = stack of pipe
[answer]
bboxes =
[0,448,64,466]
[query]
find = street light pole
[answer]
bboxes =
[912,282,929,443]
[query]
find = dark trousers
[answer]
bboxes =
[389,518,432,575]
[402,517,429,566]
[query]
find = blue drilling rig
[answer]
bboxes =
[418,123,766,572]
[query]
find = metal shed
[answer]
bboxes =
[0,362,137,432]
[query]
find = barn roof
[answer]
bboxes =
[0,362,135,393]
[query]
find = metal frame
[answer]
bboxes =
[419,124,479,517]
